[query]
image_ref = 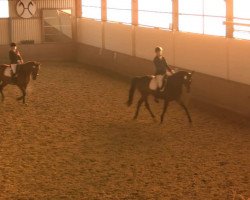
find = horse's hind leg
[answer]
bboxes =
[22,89,27,104]
[178,100,192,123]
[145,98,156,120]
[133,97,144,120]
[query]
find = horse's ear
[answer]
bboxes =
[188,71,195,76]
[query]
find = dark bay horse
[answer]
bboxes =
[127,71,193,123]
[0,61,40,104]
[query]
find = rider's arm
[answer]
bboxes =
[163,58,174,74]
[16,51,24,63]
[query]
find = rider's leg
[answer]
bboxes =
[156,75,164,89]
[154,75,164,102]
[10,64,18,83]
[10,64,17,76]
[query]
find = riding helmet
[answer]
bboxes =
[10,42,17,47]
[155,46,163,53]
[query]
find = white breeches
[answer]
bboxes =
[155,75,164,89]
[10,64,17,74]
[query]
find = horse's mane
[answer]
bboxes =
[18,61,38,72]
[165,71,190,92]
[20,61,36,66]
[169,71,189,81]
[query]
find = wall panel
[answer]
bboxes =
[77,18,102,48]
[135,27,174,65]
[0,19,9,45]
[175,32,228,79]
[105,22,133,55]
[229,39,250,85]
[11,19,42,43]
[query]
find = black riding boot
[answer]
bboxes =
[154,88,161,103]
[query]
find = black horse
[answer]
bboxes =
[127,71,193,123]
[0,61,40,104]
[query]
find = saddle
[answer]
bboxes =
[3,66,12,77]
[149,76,168,91]
[149,76,158,90]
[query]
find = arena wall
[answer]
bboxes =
[0,43,76,62]
[76,19,250,117]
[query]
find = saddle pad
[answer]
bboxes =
[149,76,158,91]
[4,67,12,77]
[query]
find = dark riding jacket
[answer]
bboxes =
[153,56,172,75]
[9,50,22,64]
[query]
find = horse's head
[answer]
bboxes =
[183,71,194,93]
[31,61,41,80]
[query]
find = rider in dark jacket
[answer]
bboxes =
[9,42,23,80]
[153,46,174,102]
[154,47,174,87]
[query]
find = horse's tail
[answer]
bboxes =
[127,77,138,107]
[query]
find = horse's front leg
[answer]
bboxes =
[161,100,169,124]
[0,82,7,102]
[17,85,27,104]
[0,88,5,102]
[144,97,156,120]
[178,100,192,123]
[133,97,144,120]
[0,90,4,102]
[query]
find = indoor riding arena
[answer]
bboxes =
[0,0,249,199]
